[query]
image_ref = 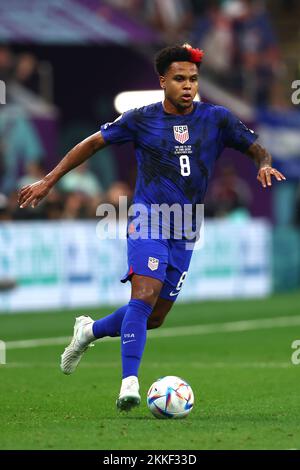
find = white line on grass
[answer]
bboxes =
[5,314,300,350]
[1,361,293,369]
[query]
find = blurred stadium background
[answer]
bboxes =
[0,0,300,311]
[0,0,300,450]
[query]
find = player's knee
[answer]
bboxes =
[132,287,160,307]
[131,275,163,307]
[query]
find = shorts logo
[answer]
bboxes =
[148,257,159,271]
[173,125,189,144]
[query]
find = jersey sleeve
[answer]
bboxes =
[221,107,258,152]
[100,109,136,145]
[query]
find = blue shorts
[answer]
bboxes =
[120,237,194,302]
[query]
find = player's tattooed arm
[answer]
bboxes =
[245,141,286,188]
[18,131,107,208]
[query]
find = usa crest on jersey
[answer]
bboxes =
[173,125,189,144]
[148,257,159,271]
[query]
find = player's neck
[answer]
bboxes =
[162,99,194,116]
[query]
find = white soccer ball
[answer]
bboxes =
[147,375,194,419]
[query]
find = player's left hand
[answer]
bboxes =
[257,166,286,188]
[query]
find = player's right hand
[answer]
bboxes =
[18,179,52,209]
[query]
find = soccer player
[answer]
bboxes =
[18,44,286,411]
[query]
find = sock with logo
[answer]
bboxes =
[121,298,153,379]
[92,305,127,339]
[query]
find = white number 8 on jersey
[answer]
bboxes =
[179,155,191,176]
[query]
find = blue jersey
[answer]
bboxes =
[101,101,258,237]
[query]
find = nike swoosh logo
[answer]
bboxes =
[122,340,136,345]
[169,291,180,296]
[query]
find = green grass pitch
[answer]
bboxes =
[0,290,300,450]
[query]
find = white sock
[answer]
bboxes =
[83,322,96,343]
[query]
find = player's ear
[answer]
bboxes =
[159,75,166,89]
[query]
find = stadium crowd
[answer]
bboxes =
[106,0,284,107]
[1,0,299,224]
